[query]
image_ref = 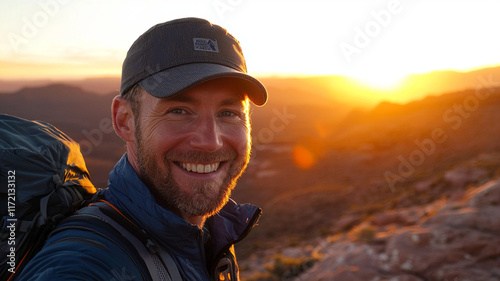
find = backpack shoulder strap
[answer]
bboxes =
[92,201,182,281]
[53,200,181,281]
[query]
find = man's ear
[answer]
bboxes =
[112,96,136,142]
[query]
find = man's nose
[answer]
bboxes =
[189,116,223,152]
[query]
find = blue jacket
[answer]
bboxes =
[19,154,261,280]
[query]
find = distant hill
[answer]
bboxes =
[0,84,123,186]
[2,65,500,107]
[0,77,120,95]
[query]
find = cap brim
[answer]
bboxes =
[139,63,267,106]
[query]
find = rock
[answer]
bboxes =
[295,178,500,281]
[314,266,376,281]
[294,242,380,281]
[468,180,500,207]
[281,247,309,259]
[428,265,500,281]
[443,166,488,189]
[331,214,361,233]
[413,178,435,193]
[370,207,424,227]
[389,275,425,281]
[423,206,500,233]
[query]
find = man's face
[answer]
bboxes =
[133,79,251,218]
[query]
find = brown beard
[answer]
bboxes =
[134,123,250,217]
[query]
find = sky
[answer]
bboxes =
[1,0,500,89]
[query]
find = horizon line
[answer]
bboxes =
[2,63,500,82]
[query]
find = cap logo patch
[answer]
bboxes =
[193,38,219,53]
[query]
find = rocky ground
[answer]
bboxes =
[291,179,500,281]
[239,170,500,281]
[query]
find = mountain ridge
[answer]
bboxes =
[2,65,500,108]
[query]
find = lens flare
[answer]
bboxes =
[293,145,315,170]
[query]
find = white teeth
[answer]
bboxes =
[197,164,204,173]
[181,162,220,174]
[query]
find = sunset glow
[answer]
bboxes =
[349,72,406,92]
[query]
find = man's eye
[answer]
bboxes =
[169,108,187,115]
[221,110,245,119]
[220,111,236,117]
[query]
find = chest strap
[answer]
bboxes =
[53,200,182,281]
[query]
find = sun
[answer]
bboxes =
[350,71,405,91]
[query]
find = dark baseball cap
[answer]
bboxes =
[120,17,267,106]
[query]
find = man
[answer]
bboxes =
[19,17,267,280]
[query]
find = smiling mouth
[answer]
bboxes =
[180,162,221,174]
